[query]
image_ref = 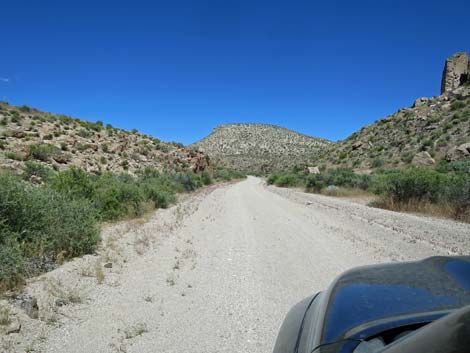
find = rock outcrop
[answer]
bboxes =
[441,52,470,94]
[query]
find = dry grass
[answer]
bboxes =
[134,233,152,255]
[123,322,148,339]
[0,305,11,326]
[320,187,372,198]
[371,197,470,223]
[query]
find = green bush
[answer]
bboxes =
[29,144,60,161]
[78,128,91,138]
[5,151,25,161]
[23,161,53,182]
[371,168,445,203]
[0,173,100,291]
[450,101,466,111]
[201,171,213,186]
[267,172,301,187]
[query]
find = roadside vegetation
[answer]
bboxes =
[267,161,470,223]
[0,164,245,293]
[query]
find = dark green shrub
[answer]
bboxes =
[18,105,31,113]
[23,161,53,182]
[450,101,466,111]
[0,173,99,290]
[0,233,25,292]
[371,168,445,203]
[201,171,212,185]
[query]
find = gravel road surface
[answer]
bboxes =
[3,176,469,353]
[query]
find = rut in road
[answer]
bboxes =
[6,176,470,353]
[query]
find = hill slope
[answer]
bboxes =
[0,102,210,176]
[192,123,330,172]
[312,86,470,171]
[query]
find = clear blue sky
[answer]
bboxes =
[1,0,469,144]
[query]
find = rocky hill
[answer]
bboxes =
[311,53,470,171]
[192,123,330,172]
[0,102,210,176]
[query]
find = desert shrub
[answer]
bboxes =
[5,151,25,161]
[371,168,445,203]
[78,128,91,138]
[213,168,245,181]
[0,173,99,291]
[450,101,465,111]
[173,172,203,192]
[401,151,414,164]
[23,161,53,182]
[138,173,177,209]
[371,158,385,168]
[0,230,25,292]
[18,105,31,113]
[29,143,60,161]
[49,167,96,200]
[201,171,213,185]
[267,172,301,187]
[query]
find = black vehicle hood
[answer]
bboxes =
[319,256,470,345]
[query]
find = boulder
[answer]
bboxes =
[412,151,435,166]
[18,294,39,319]
[413,97,430,107]
[352,142,363,151]
[446,143,470,161]
[307,166,320,174]
[53,154,69,164]
[5,318,21,334]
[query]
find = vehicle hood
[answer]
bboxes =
[319,256,470,345]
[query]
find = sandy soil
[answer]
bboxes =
[1,176,469,353]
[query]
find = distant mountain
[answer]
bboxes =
[192,123,331,172]
[0,102,210,176]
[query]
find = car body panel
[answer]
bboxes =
[273,256,470,353]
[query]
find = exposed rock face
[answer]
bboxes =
[441,52,470,94]
[446,143,470,161]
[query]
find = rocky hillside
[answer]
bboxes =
[312,87,470,171]
[310,53,470,172]
[192,123,330,172]
[0,102,210,176]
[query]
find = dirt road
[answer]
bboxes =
[4,177,469,353]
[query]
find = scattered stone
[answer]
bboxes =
[104,262,113,269]
[53,154,69,164]
[306,201,313,205]
[5,318,21,334]
[17,295,39,319]
[55,298,68,307]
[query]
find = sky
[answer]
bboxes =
[1,0,470,145]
